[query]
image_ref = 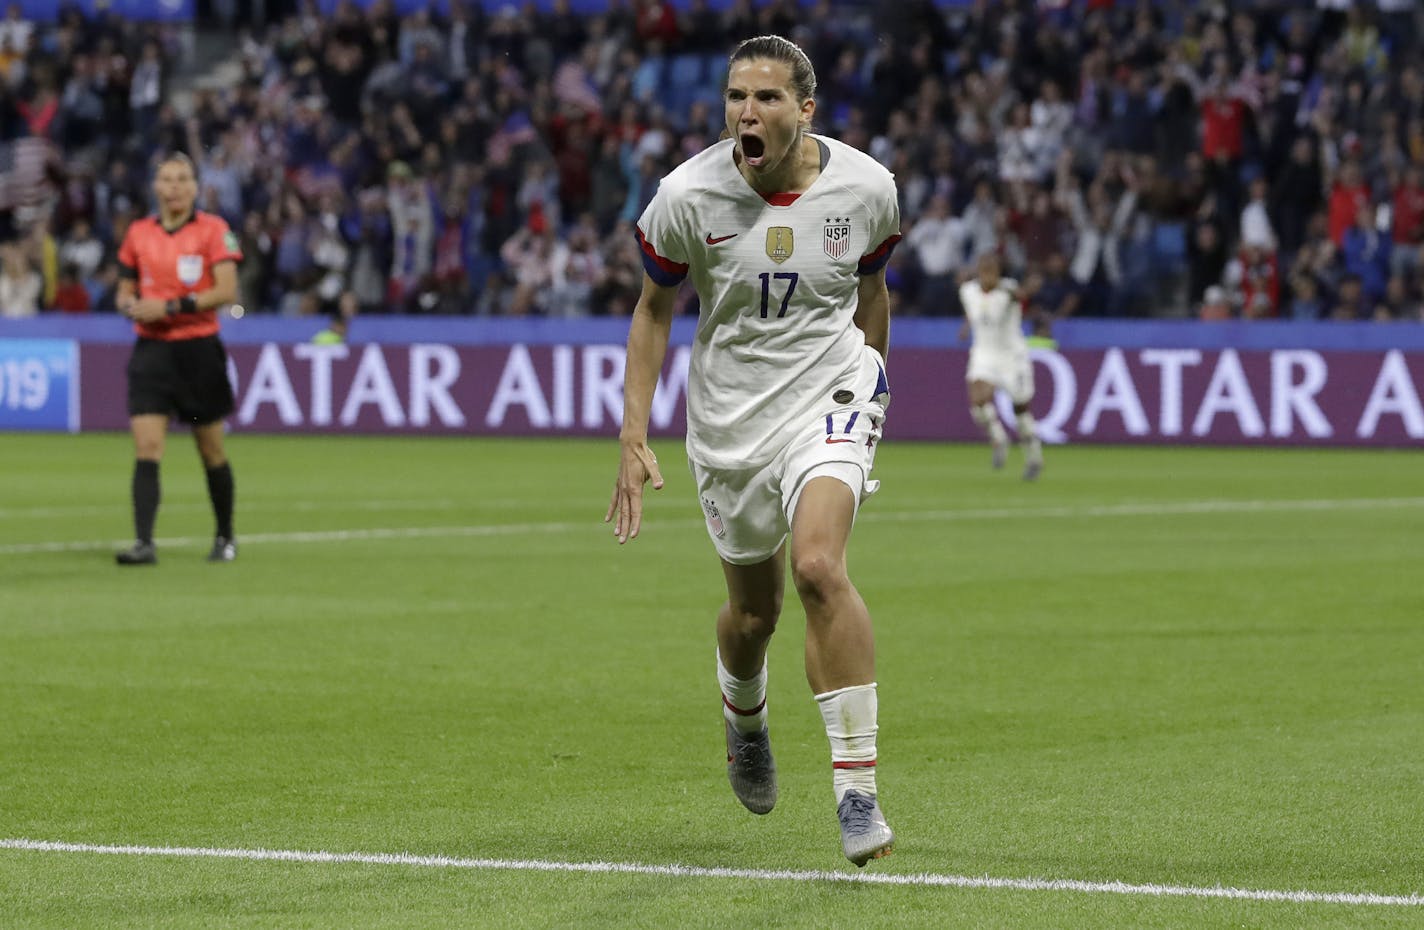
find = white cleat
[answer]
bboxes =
[1022,439,1043,482]
[837,790,894,866]
[991,438,1008,470]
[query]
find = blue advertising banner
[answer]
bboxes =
[13,0,194,22]
[0,339,79,432]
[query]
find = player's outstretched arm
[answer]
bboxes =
[606,273,678,544]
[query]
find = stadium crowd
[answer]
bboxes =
[2,0,1424,322]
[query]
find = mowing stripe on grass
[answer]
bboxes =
[2,838,1420,907]
[3,496,1422,557]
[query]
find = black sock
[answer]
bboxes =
[206,462,235,540]
[132,459,160,544]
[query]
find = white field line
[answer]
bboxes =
[0,838,1419,907]
[0,498,464,518]
[3,496,1422,557]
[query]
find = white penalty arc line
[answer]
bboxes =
[1,839,1420,907]
[3,496,1423,557]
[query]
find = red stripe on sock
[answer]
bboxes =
[832,759,878,769]
[723,694,766,717]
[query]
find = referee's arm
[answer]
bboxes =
[157,260,239,316]
[183,260,238,312]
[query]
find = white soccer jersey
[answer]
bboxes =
[636,134,902,470]
[960,278,1027,360]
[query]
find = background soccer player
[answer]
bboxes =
[958,252,1044,480]
[606,35,900,867]
[114,153,243,565]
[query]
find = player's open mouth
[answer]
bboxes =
[741,133,766,166]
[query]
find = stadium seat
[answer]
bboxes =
[703,53,726,85]
[1153,222,1187,265]
[669,53,704,91]
[632,57,665,103]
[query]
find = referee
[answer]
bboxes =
[114,152,243,565]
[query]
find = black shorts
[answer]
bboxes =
[126,335,236,425]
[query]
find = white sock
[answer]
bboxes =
[815,683,879,803]
[971,403,1007,445]
[717,650,767,734]
[1016,410,1038,444]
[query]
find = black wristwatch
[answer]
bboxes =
[165,296,199,315]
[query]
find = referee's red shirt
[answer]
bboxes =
[118,210,243,341]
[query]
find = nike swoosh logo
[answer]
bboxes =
[825,438,856,444]
[705,233,738,244]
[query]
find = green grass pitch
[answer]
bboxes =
[1,433,1421,929]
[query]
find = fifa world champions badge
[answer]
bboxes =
[823,217,852,260]
[765,227,794,264]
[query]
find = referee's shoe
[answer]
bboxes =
[115,540,157,565]
[207,536,238,562]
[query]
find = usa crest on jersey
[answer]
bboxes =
[823,217,852,260]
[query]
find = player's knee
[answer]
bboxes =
[791,551,847,605]
[134,439,164,460]
[727,596,781,639]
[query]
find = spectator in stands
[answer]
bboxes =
[129,40,164,141]
[1329,273,1370,321]
[549,215,605,318]
[499,207,565,316]
[1328,160,1370,247]
[1287,272,1325,321]
[1028,251,1082,321]
[1342,203,1391,303]
[1188,219,1229,306]
[59,217,103,285]
[1059,156,1138,315]
[1239,177,1276,254]
[0,239,40,317]
[1225,244,1280,319]
[1391,163,1424,280]
[594,220,643,316]
[51,262,90,313]
[903,194,965,317]
[0,4,32,57]
[1271,135,1326,259]
[386,159,433,307]
[1198,284,1231,321]
[1378,274,1423,321]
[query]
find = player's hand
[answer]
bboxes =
[126,298,169,323]
[605,438,663,544]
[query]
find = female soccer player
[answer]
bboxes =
[958,252,1044,480]
[606,35,901,866]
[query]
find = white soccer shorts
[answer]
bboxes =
[690,389,886,565]
[966,351,1034,405]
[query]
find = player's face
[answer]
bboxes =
[978,257,1000,290]
[725,58,813,175]
[153,161,198,217]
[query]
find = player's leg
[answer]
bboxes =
[968,378,1008,468]
[117,414,168,565]
[789,475,893,865]
[192,421,237,561]
[717,551,785,814]
[695,459,787,815]
[1011,363,1042,481]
